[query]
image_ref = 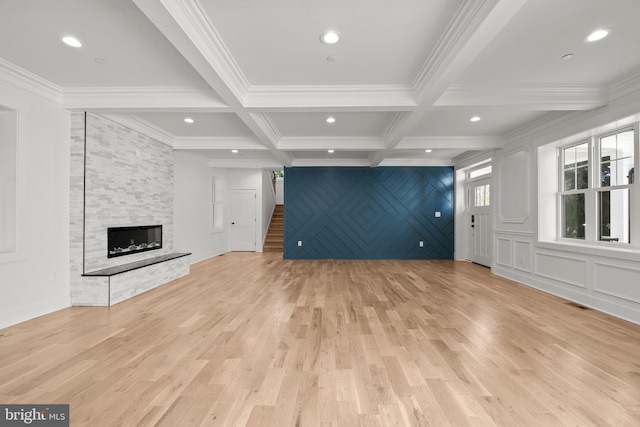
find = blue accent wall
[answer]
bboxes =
[284,166,454,259]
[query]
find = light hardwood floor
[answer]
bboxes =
[2,253,640,426]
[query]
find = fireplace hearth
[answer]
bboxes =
[108,225,162,258]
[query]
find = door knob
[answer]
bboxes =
[231,222,235,225]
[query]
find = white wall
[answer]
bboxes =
[275,177,284,204]
[262,171,276,245]
[468,80,640,325]
[0,110,17,253]
[228,169,264,252]
[0,80,70,329]
[173,152,230,263]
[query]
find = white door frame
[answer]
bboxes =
[230,189,257,252]
[465,177,492,266]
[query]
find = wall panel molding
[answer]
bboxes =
[593,261,640,304]
[535,251,587,289]
[498,147,530,224]
[496,237,512,267]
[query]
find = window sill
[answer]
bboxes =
[537,240,640,262]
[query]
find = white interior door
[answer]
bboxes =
[231,189,256,252]
[466,178,492,267]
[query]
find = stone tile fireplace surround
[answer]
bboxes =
[70,113,189,306]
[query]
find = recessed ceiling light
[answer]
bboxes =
[470,116,481,122]
[320,31,340,45]
[328,149,335,153]
[184,117,194,124]
[326,117,336,124]
[584,29,610,43]
[327,56,337,62]
[61,36,82,48]
[561,53,574,61]
[425,149,433,153]
[231,149,239,154]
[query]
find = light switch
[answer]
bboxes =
[419,241,424,247]
[298,241,302,247]
[435,212,441,218]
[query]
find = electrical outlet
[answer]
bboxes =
[298,241,302,247]
[435,211,441,218]
[419,241,424,247]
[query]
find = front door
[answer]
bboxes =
[466,178,492,267]
[231,189,256,252]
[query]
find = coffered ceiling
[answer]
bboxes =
[1,0,640,168]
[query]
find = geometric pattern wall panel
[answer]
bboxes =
[284,167,454,259]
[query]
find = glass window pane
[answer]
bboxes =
[485,185,490,206]
[601,134,617,162]
[577,166,588,190]
[601,162,611,187]
[563,194,585,239]
[618,130,634,159]
[564,169,575,191]
[575,143,589,167]
[564,146,576,169]
[599,189,630,243]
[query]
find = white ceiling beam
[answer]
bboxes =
[435,85,609,110]
[63,87,230,112]
[292,159,371,167]
[278,137,385,151]
[379,158,454,167]
[207,158,284,169]
[243,85,416,111]
[132,0,292,167]
[369,0,529,166]
[397,136,504,150]
[173,137,267,150]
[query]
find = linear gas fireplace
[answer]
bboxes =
[108,225,162,258]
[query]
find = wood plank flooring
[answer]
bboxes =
[2,253,640,426]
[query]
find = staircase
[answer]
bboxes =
[263,205,284,252]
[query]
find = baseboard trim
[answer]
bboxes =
[0,295,70,330]
[189,249,230,266]
[494,266,640,326]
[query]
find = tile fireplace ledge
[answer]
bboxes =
[82,253,191,277]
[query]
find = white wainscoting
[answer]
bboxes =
[496,238,512,267]
[593,261,640,304]
[514,240,532,273]
[535,251,588,289]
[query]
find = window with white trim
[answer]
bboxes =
[558,126,636,244]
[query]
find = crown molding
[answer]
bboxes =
[397,136,504,150]
[278,136,385,151]
[207,158,284,169]
[99,113,176,147]
[452,149,495,168]
[158,0,250,102]
[243,84,415,110]
[502,111,580,144]
[173,136,266,150]
[63,86,229,111]
[0,58,62,105]
[436,85,609,110]
[609,68,640,102]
